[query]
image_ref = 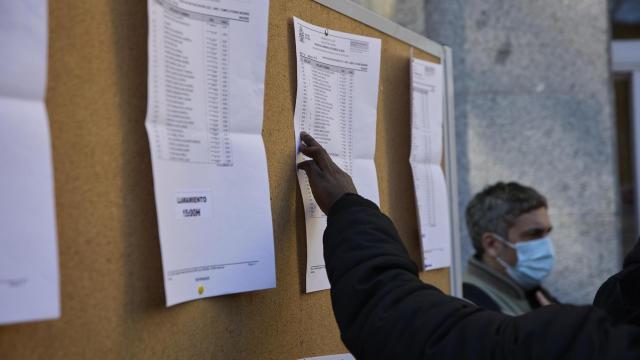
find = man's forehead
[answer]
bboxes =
[512,207,552,230]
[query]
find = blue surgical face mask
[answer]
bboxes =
[493,234,556,290]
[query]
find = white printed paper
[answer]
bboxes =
[0,0,60,325]
[300,354,355,360]
[146,0,275,306]
[293,17,381,292]
[410,58,452,270]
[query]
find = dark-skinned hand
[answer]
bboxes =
[297,132,357,215]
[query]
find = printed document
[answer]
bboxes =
[300,354,355,360]
[293,17,381,292]
[146,0,275,306]
[409,57,452,270]
[0,0,60,325]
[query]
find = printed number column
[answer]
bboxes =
[205,18,232,167]
[337,68,354,174]
[150,5,163,159]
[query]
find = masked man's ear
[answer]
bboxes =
[481,233,501,257]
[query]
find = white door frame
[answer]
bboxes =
[612,40,640,238]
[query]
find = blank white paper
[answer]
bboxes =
[0,0,60,325]
[300,354,355,360]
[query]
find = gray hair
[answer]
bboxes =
[465,182,548,256]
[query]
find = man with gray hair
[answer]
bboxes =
[463,182,558,315]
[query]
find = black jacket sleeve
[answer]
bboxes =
[462,283,502,312]
[593,240,640,326]
[323,194,640,360]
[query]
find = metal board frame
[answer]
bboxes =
[443,46,462,297]
[313,0,444,58]
[312,0,462,297]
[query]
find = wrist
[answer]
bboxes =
[328,193,377,218]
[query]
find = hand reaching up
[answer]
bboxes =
[297,132,357,214]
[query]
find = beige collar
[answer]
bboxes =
[467,256,527,300]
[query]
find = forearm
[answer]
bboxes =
[324,194,491,358]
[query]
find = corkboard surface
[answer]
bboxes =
[0,1,449,358]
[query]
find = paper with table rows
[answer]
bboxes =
[0,0,60,325]
[409,58,452,271]
[146,0,275,306]
[293,17,381,293]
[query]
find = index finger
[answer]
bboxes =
[300,132,321,148]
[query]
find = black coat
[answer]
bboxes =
[324,194,640,359]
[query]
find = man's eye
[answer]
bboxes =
[525,231,545,239]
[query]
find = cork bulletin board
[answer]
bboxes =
[0,0,452,358]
